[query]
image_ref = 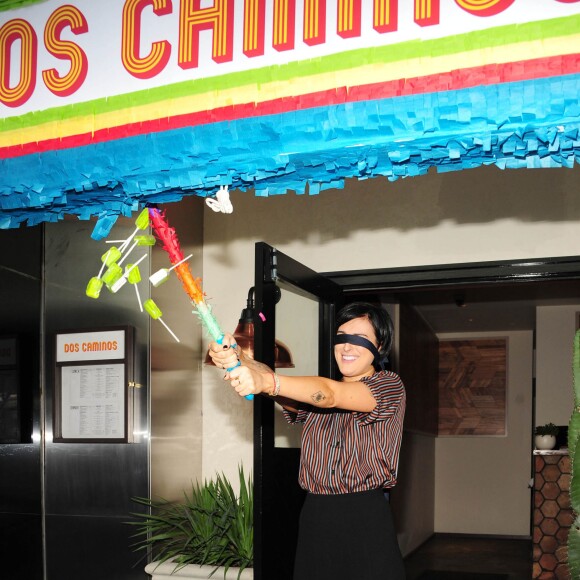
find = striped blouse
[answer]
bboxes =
[283,370,406,495]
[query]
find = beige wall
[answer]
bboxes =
[201,164,580,484]
[150,196,205,501]
[274,287,318,449]
[535,304,580,427]
[434,331,533,536]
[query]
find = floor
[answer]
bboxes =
[404,535,533,580]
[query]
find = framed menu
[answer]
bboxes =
[53,326,135,443]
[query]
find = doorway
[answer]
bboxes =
[323,259,580,578]
[252,247,580,579]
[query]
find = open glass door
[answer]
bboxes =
[252,242,343,580]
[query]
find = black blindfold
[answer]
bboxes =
[334,334,385,371]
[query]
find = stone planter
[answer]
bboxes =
[535,434,557,450]
[145,561,253,580]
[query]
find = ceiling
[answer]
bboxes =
[398,279,580,334]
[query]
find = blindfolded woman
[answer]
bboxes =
[208,301,406,580]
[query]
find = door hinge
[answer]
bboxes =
[270,249,278,281]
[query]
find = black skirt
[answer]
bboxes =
[293,488,406,580]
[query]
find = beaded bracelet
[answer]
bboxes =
[269,372,281,397]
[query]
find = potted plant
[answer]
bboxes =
[535,422,560,450]
[129,467,253,580]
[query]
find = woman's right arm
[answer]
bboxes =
[207,334,302,413]
[239,356,303,413]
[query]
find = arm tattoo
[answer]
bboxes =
[311,391,326,404]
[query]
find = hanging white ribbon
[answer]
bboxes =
[205,185,234,214]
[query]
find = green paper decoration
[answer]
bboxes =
[0,0,47,12]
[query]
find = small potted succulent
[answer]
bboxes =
[534,422,560,450]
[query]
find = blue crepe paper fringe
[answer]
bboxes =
[0,73,579,239]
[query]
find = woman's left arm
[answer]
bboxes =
[229,366,377,413]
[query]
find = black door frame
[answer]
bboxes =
[321,255,580,292]
[252,242,342,580]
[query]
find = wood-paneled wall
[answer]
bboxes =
[396,302,439,436]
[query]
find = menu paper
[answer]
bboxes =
[60,364,124,439]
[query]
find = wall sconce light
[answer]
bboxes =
[205,287,294,368]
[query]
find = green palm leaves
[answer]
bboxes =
[129,467,253,579]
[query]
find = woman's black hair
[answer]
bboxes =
[335,302,394,370]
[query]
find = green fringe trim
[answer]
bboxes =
[0,0,48,12]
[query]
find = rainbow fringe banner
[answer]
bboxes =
[0,1,579,238]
